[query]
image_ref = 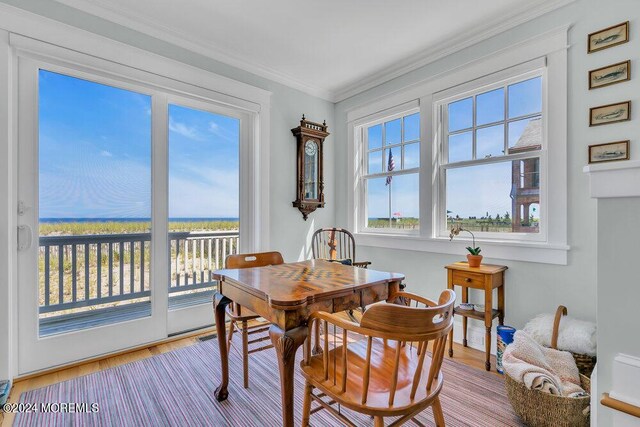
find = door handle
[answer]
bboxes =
[17,225,33,251]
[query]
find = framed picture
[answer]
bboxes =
[588,140,629,164]
[589,101,631,126]
[589,60,630,89]
[588,21,629,53]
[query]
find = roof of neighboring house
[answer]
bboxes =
[509,117,542,154]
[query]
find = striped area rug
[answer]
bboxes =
[15,339,524,426]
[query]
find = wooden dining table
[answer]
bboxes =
[212,259,405,427]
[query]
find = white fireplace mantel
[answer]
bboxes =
[583,160,640,199]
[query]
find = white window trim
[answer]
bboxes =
[0,8,272,378]
[9,33,271,253]
[434,65,547,244]
[347,25,569,265]
[358,104,421,236]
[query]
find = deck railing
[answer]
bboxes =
[39,231,239,315]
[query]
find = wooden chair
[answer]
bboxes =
[300,289,456,427]
[224,251,284,388]
[311,228,371,268]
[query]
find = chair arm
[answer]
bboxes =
[388,291,438,307]
[353,261,371,269]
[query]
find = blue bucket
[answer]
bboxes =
[496,325,516,374]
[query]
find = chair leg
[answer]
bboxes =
[374,416,384,427]
[227,319,236,352]
[432,396,445,427]
[301,381,313,427]
[242,320,249,388]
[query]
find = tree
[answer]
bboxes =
[504,211,510,221]
[495,213,501,221]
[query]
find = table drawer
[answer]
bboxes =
[451,270,485,289]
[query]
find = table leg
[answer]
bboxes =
[213,292,232,401]
[484,288,493,371]
[498,285,505,326]
[462,287,468,347]
[270,324,309,427]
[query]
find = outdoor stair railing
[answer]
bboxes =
[38,231,239,315]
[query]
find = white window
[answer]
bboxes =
[348,28,568,264]
[360,108,420,232]
[436,71,545,241]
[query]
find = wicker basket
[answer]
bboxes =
[505,373,591,427]
[551,306,597,377]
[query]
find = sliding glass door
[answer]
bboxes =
[166,100,241,334]
[16,51,251,373]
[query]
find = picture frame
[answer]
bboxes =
[589,101,631,126]
[589,60,630,89]
[588,140,629,164]
[588,21,629,53]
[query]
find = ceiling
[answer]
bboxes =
[52,0,571,101]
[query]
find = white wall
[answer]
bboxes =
[0,1,335,379]
[597,198,640,427]
[335,0,638,349]
[334,1,640,425]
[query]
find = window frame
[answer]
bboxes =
[346,27,569,265]
[11,35,271,366]
[12,34,268,253]
[434,68,548,243]
[349,100,424,237]
[357,106,422,236]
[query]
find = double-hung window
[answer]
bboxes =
[349,31,568,263]
[361,109,420,232]
[436,70,545,241]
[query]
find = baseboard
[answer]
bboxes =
[452,319,497,355]
[610,353,640,408]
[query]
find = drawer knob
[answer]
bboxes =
[465,278,471,283]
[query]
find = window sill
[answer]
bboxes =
[354,232,569,265]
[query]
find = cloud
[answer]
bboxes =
[100,150,113,157]
[208,120,239,143]
[169,166,239,218]
[169,118,203,141]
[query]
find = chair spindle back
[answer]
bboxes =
[311,228,356,262]
[305,289,455,408]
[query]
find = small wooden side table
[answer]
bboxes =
[445,262,507,371]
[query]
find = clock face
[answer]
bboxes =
[305,140,318,156]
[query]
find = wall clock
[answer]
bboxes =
[291,115,329,220]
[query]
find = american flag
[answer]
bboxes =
[385,149,395,185]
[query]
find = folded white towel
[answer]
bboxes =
[523,313,596,356]
[503,331,584,397]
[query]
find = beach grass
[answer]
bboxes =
[39,220,239,236]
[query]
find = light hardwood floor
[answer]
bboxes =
[1,329,496,426]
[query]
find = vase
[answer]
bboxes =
[467,254,483,268]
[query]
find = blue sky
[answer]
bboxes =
[367,77,541,221]
[38,70,239,219]
[38,70,539,223]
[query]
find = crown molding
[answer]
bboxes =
[26,0,575,103]
[332,0,577,102]
[0,3,272,107]
[50,0,335,101]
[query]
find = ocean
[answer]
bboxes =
[39,218,239,223]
